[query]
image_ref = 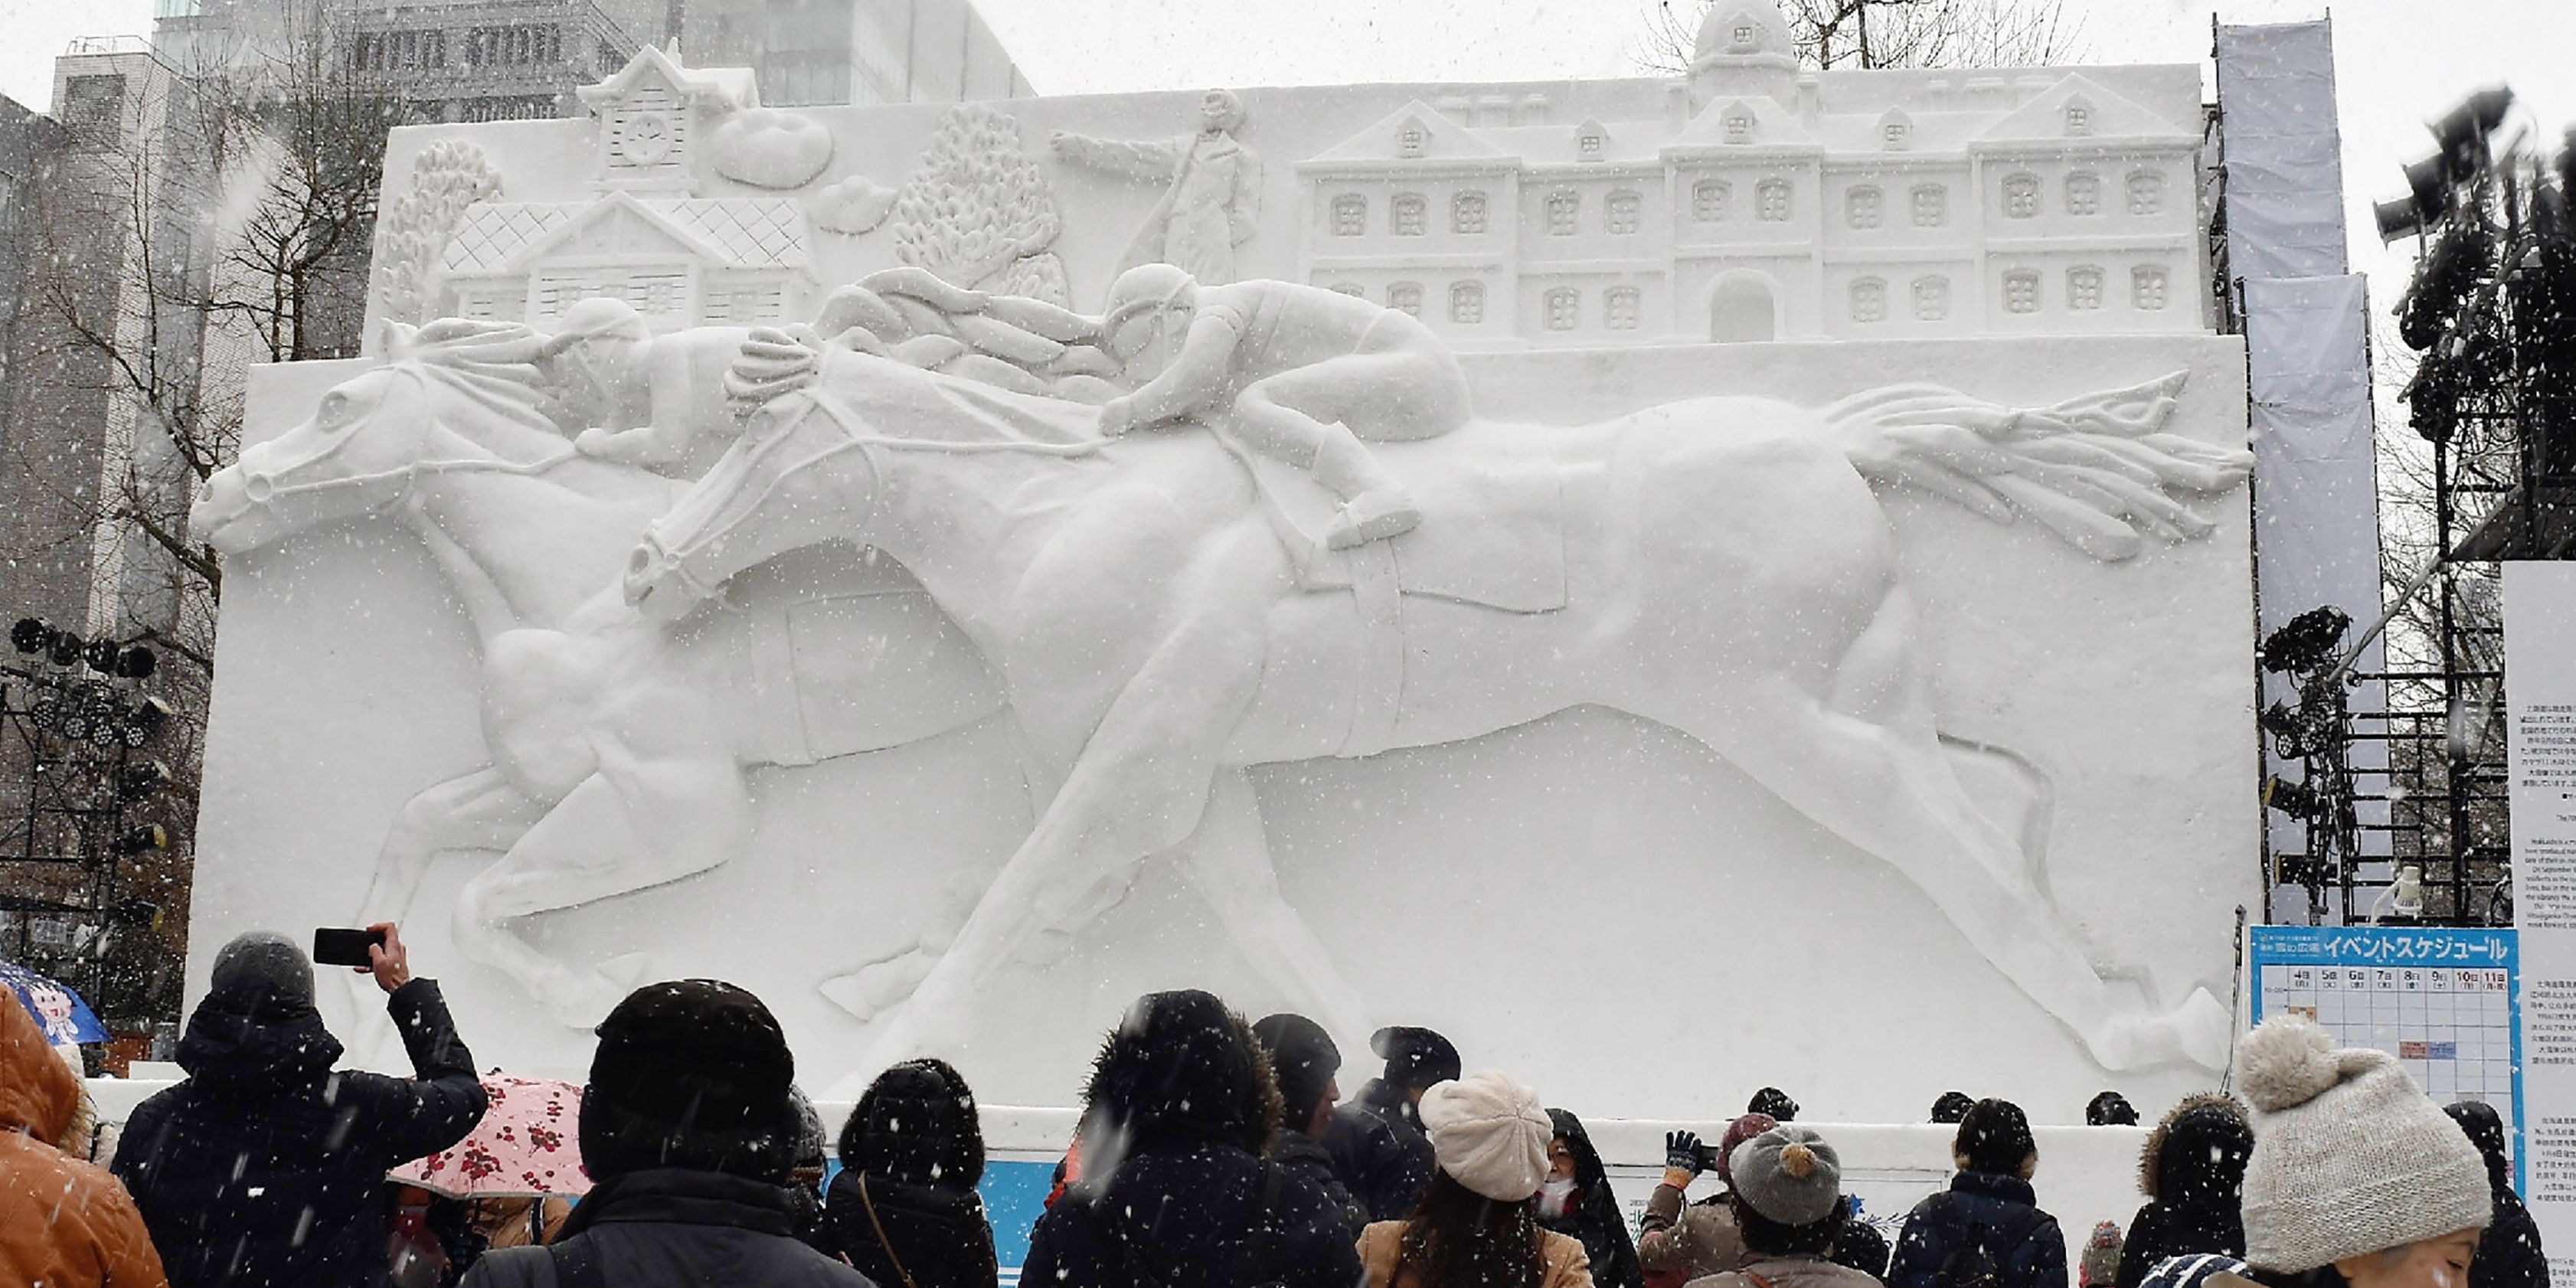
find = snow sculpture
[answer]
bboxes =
[621,286,2254,1083]
[1053,89,1263,286]
[889,106,1072,307]
[188,319,1004,1031]
[373,142,503,326]
[709,107,835,189]
[810,174,900,236]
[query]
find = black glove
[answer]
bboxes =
[1665,1129,1705,1175]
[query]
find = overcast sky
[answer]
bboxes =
[1,0,2569,355]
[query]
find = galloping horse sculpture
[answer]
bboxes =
[190,321,1004,1041]
[622,313,2254,1084]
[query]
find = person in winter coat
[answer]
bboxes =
[1640,1112,1778,1288]
[2225,1014,2489,1288]
[1681,1125,1880,1288]
[1024,989,1363,1288]
[114,926,485,1288]
[1545,1108,1643,1288]
[1832,1222,1892,1281]
[461,979,870,1288]
[1930,1094,1975,1125]
[2115,1094,2253,1288]
[1887,1098,2067,1288]
[2088,1095,2140,1128]
[1254,1012,1365,1235]
[821,1058,999,1288]
[1329,1025,1455,1221]
[2445,1102,2542,1288]
[1358,1071,1594,1288]
[0,989,168,1287]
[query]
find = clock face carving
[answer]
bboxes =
[619,111,674,164]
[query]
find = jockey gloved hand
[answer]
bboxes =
[726,325,825,409]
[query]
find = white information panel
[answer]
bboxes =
[2507,561,2576,1284]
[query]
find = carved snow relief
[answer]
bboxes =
[374,142,504,325]
[1053,89,1263,285]
[810,175,901,236]
[709,107,835,189]
[890,106,1071,307]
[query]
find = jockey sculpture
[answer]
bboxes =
[1094,263,1473,548]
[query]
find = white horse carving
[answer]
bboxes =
[621,332,2254,1087]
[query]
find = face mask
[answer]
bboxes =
[1535,1177,1580,1220]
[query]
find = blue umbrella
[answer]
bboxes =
[0,959,110,1044]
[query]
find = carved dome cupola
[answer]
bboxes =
[1689,0,1798,113]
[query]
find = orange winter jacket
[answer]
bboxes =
[0,995,170,1288]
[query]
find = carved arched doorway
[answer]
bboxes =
[1709,274,1778,343]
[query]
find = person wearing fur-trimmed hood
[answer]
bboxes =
[2223,1013,2489,1288]
[2115,1094,2254,1288]
[1023,990,1362,1288]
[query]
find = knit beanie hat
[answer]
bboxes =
[1254,1013,1342,1118]
[580,979,797,1182]
[1730,1125,1843,1226]
[1930,1091,1975,1124]
[2238,1013,2491,1272]
[1372,1025,1461,1089]
[1418,1071,1551,1201]
[1747,1087,1800,1121]
[1955,1098,2037,1175]
[210,931,315,1006]
[1713,1112,1780,1188]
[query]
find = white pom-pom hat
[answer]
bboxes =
[2238,1013,2491,1272]
[1417,1071,1552,1202]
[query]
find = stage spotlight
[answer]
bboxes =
[11,618,50,654]
[116,646,154,680]
[2260,606,2352,675]
[2264,775,2326,820]
[112,823,168,855]
[2430,87,2514,171]
[82,639,118,674]
[46,629,82,669]
[119,697,172,747]
[116,760,168,802]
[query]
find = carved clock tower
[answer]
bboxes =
[577,43,754,195]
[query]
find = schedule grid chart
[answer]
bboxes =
[2249,926,2522,1175]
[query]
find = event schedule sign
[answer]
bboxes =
[2509,561,2576,1284]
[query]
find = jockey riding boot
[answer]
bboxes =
[1312,421,1422,549]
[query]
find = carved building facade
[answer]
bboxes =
[1296,3,2202,348]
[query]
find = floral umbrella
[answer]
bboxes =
[391,1072,590,1199]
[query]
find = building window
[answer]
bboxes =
[1398,122,1427,158]
[1545,288,1580,331]
[1607,190,1643,235]
[1724,109,1755,144]
[1847,186,1883,230]
[1692,179,1731,222]
[1911,185,1947,227]
[1884,119,1912,150]
[2133,265,2170,310]
[1332,195,1367,236]
[1453,191,1488,234]
[1913,276,1950,320]
[1757,178,1792,221]
[1578,129,1607,160]
[2064,102,2093,136]
[1451,280,1486,324]
[1548,191,1581,236]
[1389,282,1424,315]
[2003,270,2041,314]
[1606,287,1641,330]
[1731,21,1758,48]
[1392,194,1427,236]
[1850,278,1888,323]
[2066,173,2102,216]
[1330,283,1366,297]
[2003,174,2040,218]
[2068,266,2104,310]
[2127,171,2165,216]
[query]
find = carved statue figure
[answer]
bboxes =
[622,300,2256,1087]
[188,320,1002,1048]
[1097,264,1469,548]
[538,299,756,478]
[1051,90,1263,285]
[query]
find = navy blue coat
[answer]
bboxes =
[1888,1172,2068,1288]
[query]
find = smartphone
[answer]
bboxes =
[313,927,387,968]
[1697,1142,1729,1173]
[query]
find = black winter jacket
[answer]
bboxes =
[820,1169,999,1288]
[1326,1080,1435,1221]
[1888,1172,2068,1288]
[462,1168,874,1287]
[113,978,487,1288]
[1272,1127,1365,1239]
[2451,1101,2548,1288]
[2116,1097,2252,1288]
[1024,1136,1366,1288]
[1544,1108,1644,1288]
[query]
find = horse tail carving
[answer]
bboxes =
[1827,371,2254,562]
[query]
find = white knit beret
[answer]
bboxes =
[1418,1071,1552,1202]
[2238,1014,2491,1272]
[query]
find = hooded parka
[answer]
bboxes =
[2114,1095,2253,1288]
[1545,1108,1644,1288]
[0,995,168,1287]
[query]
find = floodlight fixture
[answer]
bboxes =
[2260,606,2352,675]
[2263,774,2326,821]
[46,629,82,669]
[112,823,168,855]
[2429,87,2514,172]
[116,646,154,680]
[119,696,172,746]
[10,618,49,655]
[116,760,167,802]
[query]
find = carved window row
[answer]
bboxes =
[1844,185,1951,230]
[1541,286,1643,332]
[2002,169,2166,219]
[1996,265,2172,314]
[1332,191,1496,236]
